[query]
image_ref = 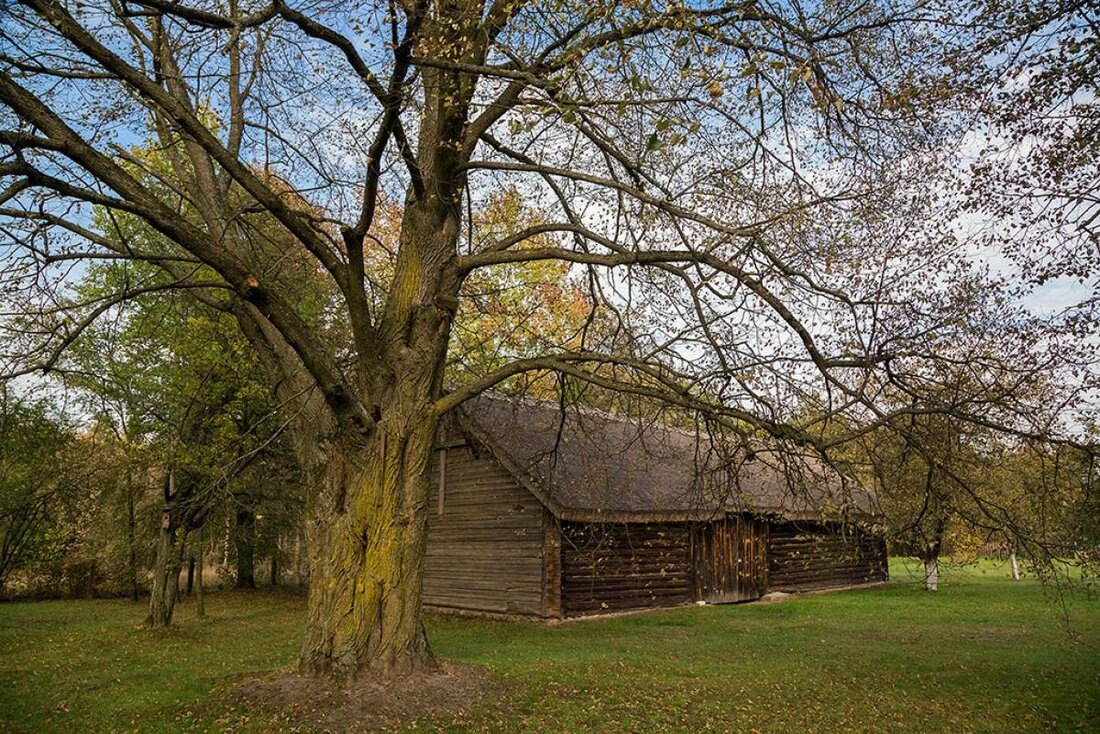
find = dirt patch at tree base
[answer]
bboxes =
[212,661,505,732]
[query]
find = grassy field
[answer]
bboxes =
[0,558,1097,733]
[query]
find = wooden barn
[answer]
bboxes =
[424,394,887,619]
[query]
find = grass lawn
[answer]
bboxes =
[0,558,1097,733]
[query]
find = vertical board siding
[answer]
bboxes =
[560,522,693,617]
[543,510,563,618]
[767,521,888,591]
[424,443,546,616]
[691,516,768,603]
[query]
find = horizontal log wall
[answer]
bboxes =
[560,522,693,617]
[423,442,546,616]
[767,521,888,592]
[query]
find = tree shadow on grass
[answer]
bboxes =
[204,661,508,732]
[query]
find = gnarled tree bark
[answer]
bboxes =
[298,425,436,679]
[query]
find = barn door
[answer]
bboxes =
[692,516,767,603]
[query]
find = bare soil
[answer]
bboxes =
[215,661,503,732]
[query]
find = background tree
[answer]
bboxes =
[864,412,986,592]
[67,424,156,601]
[982,442,1091,581]
[227,445,306,590]
[62,254,296,625]
[0,390,98,597]
[447,187,593,397]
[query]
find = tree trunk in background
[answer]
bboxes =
[1010,551,1020,580]
[297,416,437,681]
[186,554,195,595]
[923,557,939,591]
[127,482,139,603]
[147,511,173,625]
[196,531,206,618]
[235,507,256,589]
[271,548,279,587]
[295,524,306,587]
[919,516,946,592]
[146,510,187,627]
[0,503,39,598]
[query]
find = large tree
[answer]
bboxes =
[0,0,1092,681]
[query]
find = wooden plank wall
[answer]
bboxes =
[767,521,888,591]
[543,511,562,618]
[423,443,547,616]
[559,522,693,616]
[691,516,768,603]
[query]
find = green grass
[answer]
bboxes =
[1,559,1097,733]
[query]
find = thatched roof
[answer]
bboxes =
[453,393,880,523]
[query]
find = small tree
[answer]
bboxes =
[866,415,981,592]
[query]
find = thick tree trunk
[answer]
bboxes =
[923,557,939,591]
[282,104,462,679]
[297,415,437,681]
[235,506,257,589]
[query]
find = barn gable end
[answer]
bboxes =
[422,430,546,617]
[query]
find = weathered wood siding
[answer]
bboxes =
[423,443,546,616]
[691,516,768,603]
[560,522,693,616]
[542,510,562,618]
[767,521,888,591]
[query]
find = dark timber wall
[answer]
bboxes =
[767,521,888,591]
[559,522,693,616]
[423,443,546,616]
[691,516,768,603]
